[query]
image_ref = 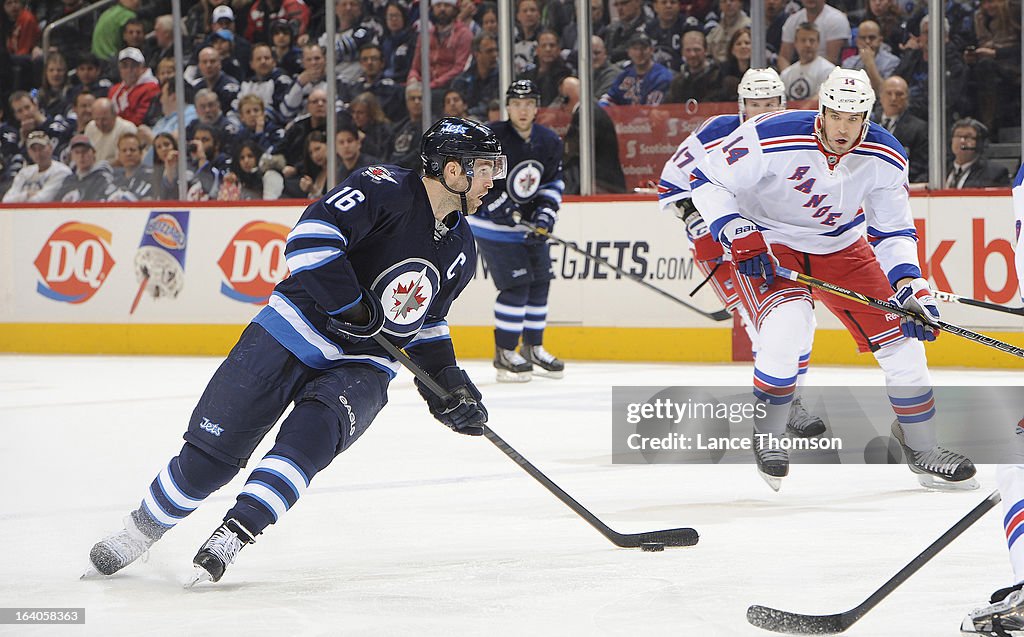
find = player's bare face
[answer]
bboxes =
[507,98,537,136]
[821,109,865,154]
[743,97,782,119]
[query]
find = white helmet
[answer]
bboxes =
[818,68,875,115]
[738,68,786,121]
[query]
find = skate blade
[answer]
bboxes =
[80,565,102,580]
[496,369,532,383]
[960,614,989,635]
[916,474,980,491]
[184,567,213,589]
[532,368,564,379]
[757,469,783,492]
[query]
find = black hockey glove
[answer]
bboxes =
[532,207,556,233]
[416,366,487,436]
[324,287,385,343]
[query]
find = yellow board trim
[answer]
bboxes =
[1,324,1021,368]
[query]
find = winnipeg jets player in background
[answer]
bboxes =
[658,67,825,440]
[691,68,977,492]
[85,117,506,585]
[468,80,566,383]
[961,165,1024,636]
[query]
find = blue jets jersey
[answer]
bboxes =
[253,165,477,376]
[468,120,564,243]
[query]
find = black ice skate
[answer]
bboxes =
[494,346,532,383]
[786,396,826,437]
[83,508,165,578]
[753,428,789,492]
[891,421,978,491]
[187,518,256,587]
[962,582,1024,636]
[520,345,564,379]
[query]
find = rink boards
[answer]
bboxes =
[0,193,1021,367]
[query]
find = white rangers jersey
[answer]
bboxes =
[1012,164,1024,301]
[658,114,741,214]
[691,109,922,286]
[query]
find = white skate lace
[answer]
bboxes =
[501,349,529,366]
[530,346,557,365]
[203,526,245,567]
[911,446,964,476]
[94,516,154,568]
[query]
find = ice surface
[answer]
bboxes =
[0,355,1018,636]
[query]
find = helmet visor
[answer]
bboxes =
[468,155,507,181]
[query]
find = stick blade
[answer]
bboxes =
[746,605,848,634]
[710,309,732,322]
[619,527,699,548]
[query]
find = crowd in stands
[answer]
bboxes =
[0,0,1019,203]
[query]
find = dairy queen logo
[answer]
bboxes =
[371,258,439,337]
[218,221,291,304]
[34,222,116,303]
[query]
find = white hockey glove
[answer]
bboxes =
[891,278,940,342]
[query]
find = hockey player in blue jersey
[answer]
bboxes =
[658,68,825,440]
[961,165,1024,636]
[691,68,976,491]
[85,117,507,585]
[467,79,566,382]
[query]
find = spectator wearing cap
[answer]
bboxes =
[207,28,247,83]
[235,43,294,122]
[56,134,117,202]
[646,0,692,71]
[109,47,161,126]
[208,5,253,80]
[145,15,176,72]
[2,131,71,203]
[777,0,850,69]
[189,46,241,114]
[520,30,573,107]
[600,33,672,106]
[92,0,140,61]
[707,0,751,63]
[340,42,406,122]
[67,54,113,106]
[9,90,74,157]
[269,19,304,76]
[246,0,311,45]
[667,30,729,103]
[85,97,138,164]
[407,0,473,111]
[451,32,500,120]
[604,0,651,64]
[315,0,384,85]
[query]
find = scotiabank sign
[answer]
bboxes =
[33,221,115,303]
[217,220,290,304]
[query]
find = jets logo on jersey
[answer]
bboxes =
[507,159,544,204]
[362,166,398,184]
[371,258,440,336]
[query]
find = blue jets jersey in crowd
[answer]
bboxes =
[467,120,564,243]
[253,165,477,377]
[599,63,672,107]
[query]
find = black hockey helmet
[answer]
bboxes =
[421,116,504,179]
[506,79,541,105]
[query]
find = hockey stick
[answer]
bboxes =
[774,265,1024,359]
[747,490,1001,634]
[933,290,1024,317]
[372,334,699,549]
[516,219,732,322]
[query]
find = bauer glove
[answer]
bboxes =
[324,287,385,343]
[723,219,775,286]
[892,278,940,341]
[532,207,556,234]
[416,367,487,436]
